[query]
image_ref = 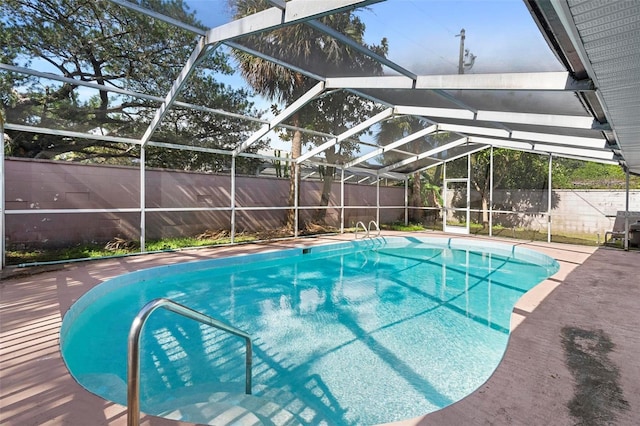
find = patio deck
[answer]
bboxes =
[1,231,638,425]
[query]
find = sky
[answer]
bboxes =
[184,0,563,75]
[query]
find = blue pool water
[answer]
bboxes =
[60,237,559,425]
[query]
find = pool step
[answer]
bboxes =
[159,392,295,425]
[155,386,325,426]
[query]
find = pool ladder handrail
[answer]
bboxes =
[354,220,381,239]
[127,297,253,426]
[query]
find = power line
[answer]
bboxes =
[407,0,458,36]
[363,9,458,70]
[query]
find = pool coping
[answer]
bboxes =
[2,231,639,425]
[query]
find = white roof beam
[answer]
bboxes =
[139,38,213,146]
[297,107,394,163]
[468,136,614,160]
[437,123,606,149]
[438,123,511,138]
[415,72,594,91]
[510,131,606,149]
[234,81,326,156]
[326,76,415,90]
[469,137,534,151]
[395,103,603,131]
[5,123,264,157]
[5,123,143,145]
[550,153,618,166]
[343,125,438,168]
[333,84,481,120]
[206,0,381,44]
[377,138,468,173]
[326,72,594,92]
[535,144,614,160]
[476,110,597,129]
[394,105,475,120]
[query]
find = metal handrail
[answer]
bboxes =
[354,220,368,239]
[368,220,380,237]
[354,220,380,239]
[127,298,252,426]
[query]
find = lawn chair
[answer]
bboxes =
[604,211,640,246]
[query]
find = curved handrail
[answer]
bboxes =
[127,298,252,426]
[354,220,369,239]
[354,220,380,239]
[368,220,380,237]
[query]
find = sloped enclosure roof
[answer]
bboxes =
[3,0,639,176]
[525,0,640,175]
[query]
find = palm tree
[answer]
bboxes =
[230,0,387,229]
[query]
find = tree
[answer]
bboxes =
[552,158,640,189]
[230,0,388,228]
[443,149,552,227]
[1,0,262,169]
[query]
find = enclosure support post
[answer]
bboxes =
[294,164,299,238]
[489,146,494,237]
[139,146,146,252]
[0,112,5,270]
[547,154,552,243]
[231,156,236,244]
[625,166,630,251]
[376,175,380,227]
[340,168,345,233]
[404,176,409,226]
[442,162,447,231]
[466,154,471,231]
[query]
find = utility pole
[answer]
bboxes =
[456,28,465,74]
[456,28,476,74]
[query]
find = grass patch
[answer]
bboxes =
[6,223,605,266]
[6,244,132,265]
[6,233,258,266]
[470,224,599,246]
[144,235,255,251]
[7,224,344,266]
[382,222,428,232]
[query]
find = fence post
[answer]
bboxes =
[1,111,5,270]
[547,154,552,243]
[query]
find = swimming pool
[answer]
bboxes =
[60,236,559,425]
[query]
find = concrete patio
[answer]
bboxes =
[1,231,638,425]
